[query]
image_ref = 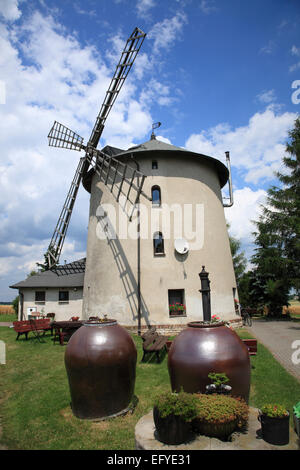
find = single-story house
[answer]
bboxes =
[10,259,85,321]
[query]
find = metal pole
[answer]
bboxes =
[199,266,211,322]
[223,151,234,207]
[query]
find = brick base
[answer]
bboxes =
[125,318,242,336]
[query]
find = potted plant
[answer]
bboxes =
[211,314,221,323]
[169,303,186,316]
[205,372,232,395]
[153,390,198,445]
[293,401,300,437]
[193,393,249,439]
[258,404,290,445]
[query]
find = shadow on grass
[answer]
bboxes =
[140,347,168,365]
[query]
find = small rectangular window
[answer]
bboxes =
[59,291,69,302]
[168,289,186,317]
[35,291,45,302]
[152,161,158,169]
[153,232,164,255]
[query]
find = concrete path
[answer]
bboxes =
[135,408,299,450]
[246,320,300,381]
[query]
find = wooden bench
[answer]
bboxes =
[13,319,52,340]
[242,338,257,356]
[141,327,168,363]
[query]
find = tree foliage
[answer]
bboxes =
[249,117,300,315]
[12,296,19,315]
[36,246,57,272]
[227,224,247,287]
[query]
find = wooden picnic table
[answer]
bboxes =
[52,320,83,345]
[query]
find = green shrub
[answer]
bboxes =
[260,403,289,418]
[194,394,249,428]
[207,372,230,387]
[153,390,199,423]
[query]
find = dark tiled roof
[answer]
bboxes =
[115,138,229,188]
[10,259,85,289]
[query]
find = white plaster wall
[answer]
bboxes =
[83,152,238,326]
[19,287,83,321]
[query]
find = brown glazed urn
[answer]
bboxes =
[168,321,251,402]
[65,320,137,420]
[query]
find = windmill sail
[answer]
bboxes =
[47,157,86,267]
[48,121,85,151]
[86,148,146,221]
[89,27,146,148]
[45,27,147,269]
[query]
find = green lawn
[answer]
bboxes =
[0,326,299,450]
[0,314,17,322]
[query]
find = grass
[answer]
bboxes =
[0,325,299,450]
[0,304,16,323]
[0,313,17,322]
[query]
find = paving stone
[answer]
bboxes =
[246,320,300,381]
[135,407,300,450]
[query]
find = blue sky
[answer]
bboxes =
[0,0,300,300]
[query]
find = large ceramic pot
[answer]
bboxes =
[65,319,137,420]
[168,321,251,402]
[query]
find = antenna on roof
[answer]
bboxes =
[151,122,161,140]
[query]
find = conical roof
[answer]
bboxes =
[116,137,229,188]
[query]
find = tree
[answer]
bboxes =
[36,246,57,272]
[12,296,19,315]
[250,224,290,316]
[227,224,247,288]
[261,117,300,299]
[27,270,38,278]
[250,116,300,315]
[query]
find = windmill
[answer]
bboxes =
[45,27,147,270]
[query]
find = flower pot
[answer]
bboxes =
[193,418,237,439]
[169,310,185,317]
[153,406,195,445]
[168,321,251,402]
[258,411,290,445]
[65,319,137,420]
[293,413,300,437]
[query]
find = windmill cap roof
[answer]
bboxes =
[115,137,229,188]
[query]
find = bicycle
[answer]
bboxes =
[241,308,252,327]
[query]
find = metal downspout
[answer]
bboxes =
[223,151,234,208]
[130,155,142,336]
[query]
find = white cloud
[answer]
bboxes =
[256,89,276,104]
[156,135,172,144]
[289,61,300,72]
[291,45,300,56]
[259,40,275,55]
[0,0,21,22]
[136,0,156,19]
[148,11,188,54]
[288,45,300,72]
[199,0,218,14]
[225,187,267,262]
[140,78,176,108]
[185,106,297,184]
[0,8,157,298]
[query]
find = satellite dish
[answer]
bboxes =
[174,238,189,255]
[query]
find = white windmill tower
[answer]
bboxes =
[45,28,238,334]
